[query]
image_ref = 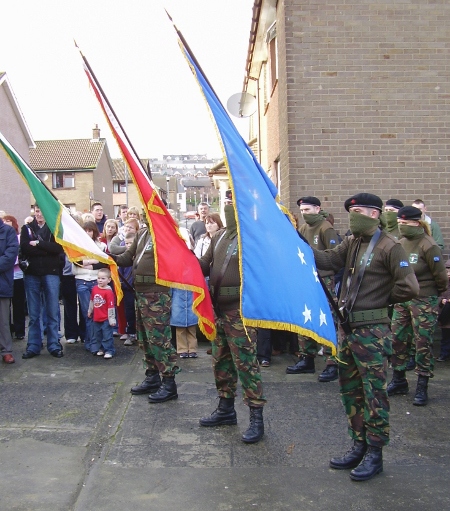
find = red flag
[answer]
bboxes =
[76,44,216,340]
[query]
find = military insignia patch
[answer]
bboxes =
[400,261,409,267]
[409,254,418,264]
[434,256,440,262]
[313,235,319,245]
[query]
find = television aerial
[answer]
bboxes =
[226,92,257,118]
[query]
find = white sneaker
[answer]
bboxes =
[97,351,104,356]
[120,334,128,340]
[66,339,77,344]
[124,334,136,346]
[104,353,113,359]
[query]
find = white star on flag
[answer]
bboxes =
[312,266,320,282]
[297,247,306,265]
[320,309,327,326]
[303,304,312,323]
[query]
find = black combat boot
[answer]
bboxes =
[199,397,237,427]
[286,355,315,374]
[148,376,178,403]
[413,375,429,406]
[387,369,408,396]
[242,407,264,444]
[130,370,161,395]
[318,364,338,382]
[329,440,367,469]
[405,355,415,371]
[349,445,383,481]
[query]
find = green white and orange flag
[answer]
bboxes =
[76,44,216,340]
[0,130,123,303]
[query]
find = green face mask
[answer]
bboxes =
[384,211,398,231]
[302,213,323,226]
[398,224,424,239]
[349,211,380,238]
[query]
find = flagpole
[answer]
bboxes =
[164,10,227,112]
[75,43,146,177]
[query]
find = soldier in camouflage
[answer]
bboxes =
[198,202,266,444]
[312,193,419,482]
[388,206,448,406]
[286,196,341,382]
[111,220,179,404]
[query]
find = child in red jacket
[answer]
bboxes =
[88,268,116,359]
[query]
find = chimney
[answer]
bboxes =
[92,124,100,140]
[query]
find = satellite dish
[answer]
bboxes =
[227,92,257,118]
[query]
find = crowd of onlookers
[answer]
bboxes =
[0,201,225,364]
[1,197,449,372]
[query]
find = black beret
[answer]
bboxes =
[397,206,422,221]
[344,193,383,212]
[297,196,321,207]
[385,198,404,210]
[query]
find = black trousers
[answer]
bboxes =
[11,278,26,337]
[61,275,82,341]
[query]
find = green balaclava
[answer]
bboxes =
[384,211,399,232]
[302,211,326,226]
[398,224,424,239]
[224,204,238,239]
[349,211,380,238]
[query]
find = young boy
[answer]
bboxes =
[88,268,116,359]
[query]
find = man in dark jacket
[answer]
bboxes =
[0,217,18,363]
[20,205,64,359]
[91,202,107,234]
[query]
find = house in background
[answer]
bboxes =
[0,72,35,221]
[244,0,450,247]
[29,126,115,216]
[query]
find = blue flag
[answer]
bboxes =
[173,23,337,353]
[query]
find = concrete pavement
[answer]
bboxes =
[1,336,449,511]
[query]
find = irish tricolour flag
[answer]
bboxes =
[0,130,122,303]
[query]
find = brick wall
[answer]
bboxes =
[278,0,450,251]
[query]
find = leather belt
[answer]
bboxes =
[348,308,388,323]
[210,285,240,297]
[135,275,156,284]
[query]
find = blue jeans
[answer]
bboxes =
[76,279,96,352]
[92,320,115,355]
[24,274,61,354]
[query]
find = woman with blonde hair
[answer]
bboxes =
[99,219,119,253]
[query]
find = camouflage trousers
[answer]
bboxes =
[391,296,439,378]
[135,291,179,376]
[300,276,337,364]
[338,323,391,447]
[212,308,266,407]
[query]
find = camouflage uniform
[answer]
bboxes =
[313,228,419,447]
[199,227,266,408]
[391,229,447,377]
[213,309,265,406]
[114,227,179,377]
[135,291,179,376]
[391,298,438,377]
[339,324,391,446]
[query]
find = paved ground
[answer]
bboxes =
[1,334,449,511]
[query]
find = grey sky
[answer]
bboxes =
[0,0,253,159]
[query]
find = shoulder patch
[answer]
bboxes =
[400,261,409,267]
[330,239,336,244]
[434,256,440,262]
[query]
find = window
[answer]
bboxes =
[266,22,278,96]
[53,172,75,189]
[113,182,127,193]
